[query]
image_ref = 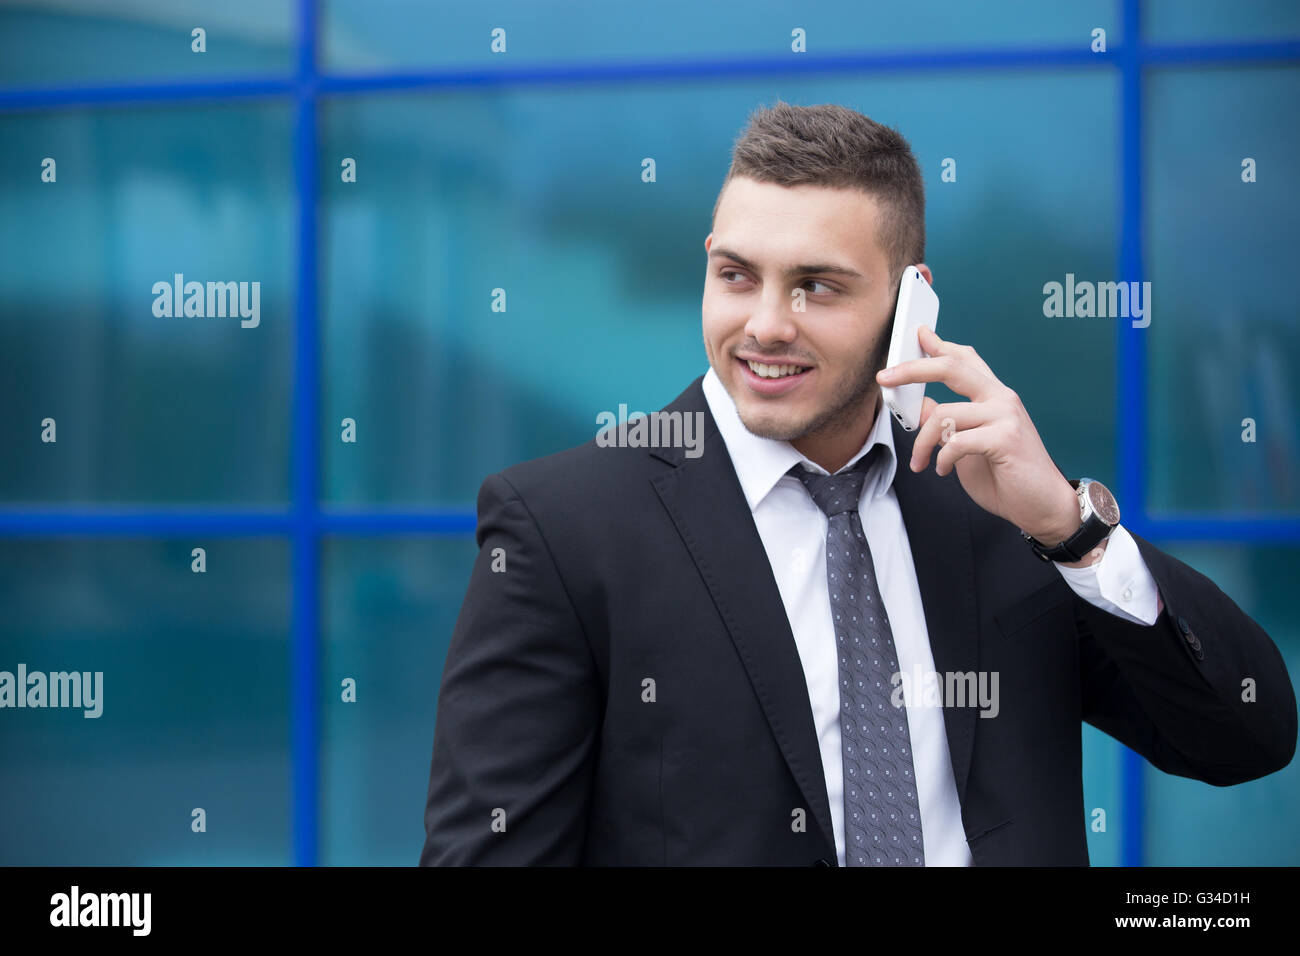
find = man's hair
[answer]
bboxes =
[712,100,926,289]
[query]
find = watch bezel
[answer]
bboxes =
[1079,478,1120,527]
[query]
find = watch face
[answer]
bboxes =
[1085,481,1120,525]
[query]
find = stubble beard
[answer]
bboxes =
[736,327,892,444]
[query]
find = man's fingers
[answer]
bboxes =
[879,352,998,401]
[934,422,1001,477]
[909,403,993,472]
[918,325,997,379]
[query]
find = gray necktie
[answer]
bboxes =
[790,447,925,866]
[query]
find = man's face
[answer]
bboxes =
[702,177,911,457]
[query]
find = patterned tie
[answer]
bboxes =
[790,446,925,866]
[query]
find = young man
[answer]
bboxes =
[420,101,1295,866]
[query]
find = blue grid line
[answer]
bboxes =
[1141,518,1300,541]
[1139,38,1300,64]
[318,512,477,534]
[0,511,296,535]
[3,38,1300,112]
[0,76,295,111]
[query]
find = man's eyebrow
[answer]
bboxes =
[708,247,864,280]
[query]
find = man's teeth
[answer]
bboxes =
[746,360,808,379]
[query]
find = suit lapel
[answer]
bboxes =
[646,377,983,854]
[649,378,838,855]
[889,417,980,808]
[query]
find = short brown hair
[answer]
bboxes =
[712,100,926,288]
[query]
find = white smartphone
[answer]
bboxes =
[880,265,940,431]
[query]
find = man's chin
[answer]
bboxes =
[735,408,813,443]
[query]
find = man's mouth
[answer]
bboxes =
[735,356,814,395]
[742,359,811,379]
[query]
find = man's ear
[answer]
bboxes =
[916,262,934,285]
[704,233,712,253]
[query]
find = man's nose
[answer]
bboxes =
[744,288,799,344]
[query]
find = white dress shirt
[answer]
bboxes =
[700,366,1160,866]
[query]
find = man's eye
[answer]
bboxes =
[803,279,835,295]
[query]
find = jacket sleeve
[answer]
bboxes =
[1077,531,1296,786]
[1053,525,1161,626]
[419,472,602,865]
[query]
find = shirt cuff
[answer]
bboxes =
[1052,524,1161,626]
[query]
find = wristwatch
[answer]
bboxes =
[1021,478,1120,563]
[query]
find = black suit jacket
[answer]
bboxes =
[420,375,1296,865]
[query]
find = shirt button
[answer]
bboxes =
[1121,587,1133,603]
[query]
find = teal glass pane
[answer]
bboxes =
[0,538,291,865]
[0,1,294,88]
[320,70,1116,504]
[319,536,477,865]
[1146,0,1300,43]
[0,104,294,504]
[1143,545,1300,865]
[1083,724,1124,865]
[1146,68,1300,516]
[322,0,1119,72]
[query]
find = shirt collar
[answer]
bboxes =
[701,365,898,514]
